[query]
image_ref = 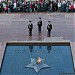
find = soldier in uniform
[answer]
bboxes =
[47,21,52,37]
[37,17,42,33]
[28,21,33,36]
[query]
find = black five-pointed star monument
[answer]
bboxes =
[25,57,50,73]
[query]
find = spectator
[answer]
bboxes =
[73,1,75,12]
[35,2,38,11]
[0,2,3,12]
[63,0,66,12]
[58,1,61,12]
[49,1,52,12]
[4,5,8,13]
[13,1,17,12]
[66,2,69,12]
[29,2,32,12]
[70,3,74,12]
[0,0,75,13]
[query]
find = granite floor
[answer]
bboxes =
[0,13,75,68]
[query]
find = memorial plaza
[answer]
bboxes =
[0,13,75,75]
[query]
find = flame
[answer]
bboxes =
[37,57,42,64]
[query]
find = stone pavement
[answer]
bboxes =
[0,13,75,68]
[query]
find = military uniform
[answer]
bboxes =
[28,21,33,36]
[47,21,52,37]
[37,17,42,33]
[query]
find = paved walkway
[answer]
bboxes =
[0,13,75,68]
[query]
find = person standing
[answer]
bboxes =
[37,17,42,33]
[29,2,32,12]
[47,21,52,37]
[13,1,17,12]
[66,2,69,12]
[58,1,61,12]
[73,1,75,12]
[28,21,33,36]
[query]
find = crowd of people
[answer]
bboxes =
[0,0,75,13]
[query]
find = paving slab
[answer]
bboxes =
[0,42,6,69]
[0,13,74,69]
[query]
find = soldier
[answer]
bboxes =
[28,21,33,36]
[47,21,52,37]
[37,17,42,33]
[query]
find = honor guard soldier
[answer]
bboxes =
[28,21,33,36]
[47,21,52,37]
[37,17,42,33]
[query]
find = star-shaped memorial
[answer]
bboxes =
[25,58,50,73]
